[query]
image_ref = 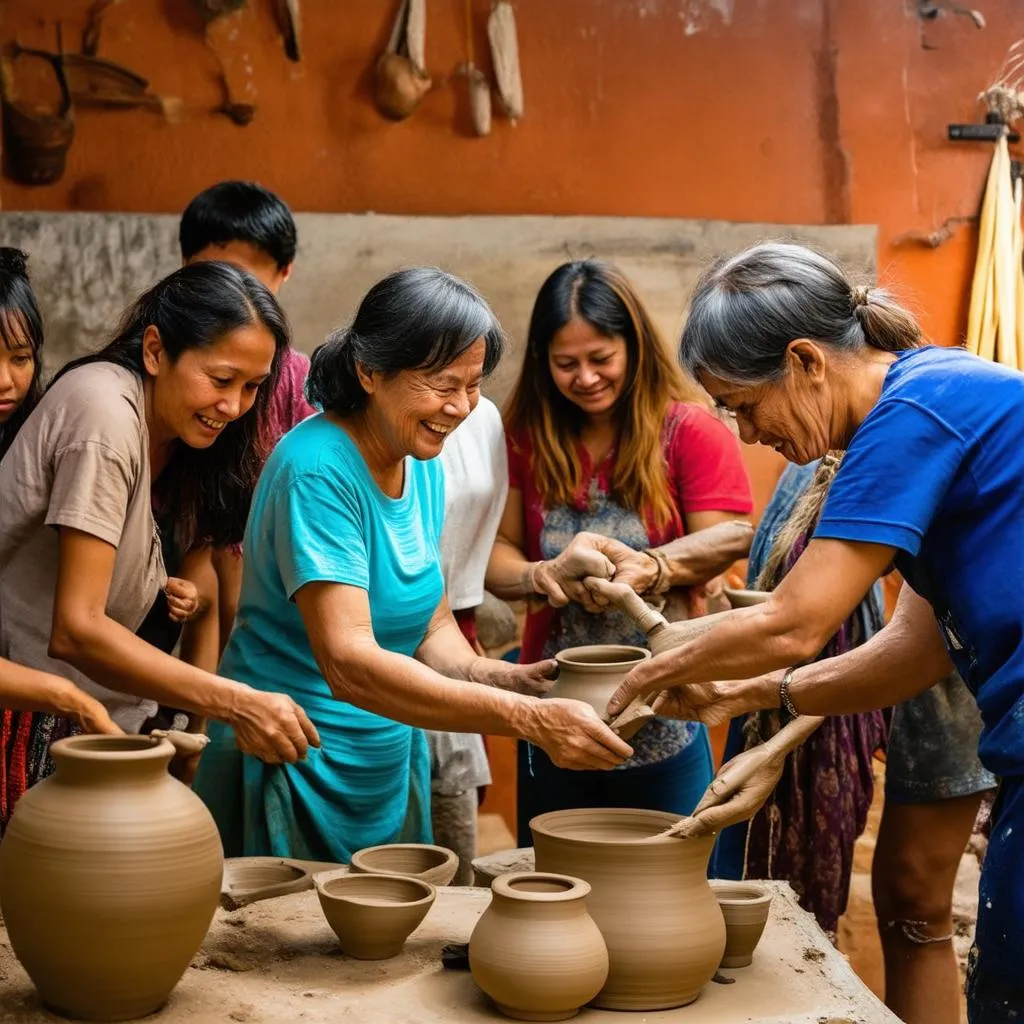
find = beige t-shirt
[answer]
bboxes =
[0,362,166,731]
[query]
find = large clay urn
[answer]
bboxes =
[531,808,725,1010]
[548,645,651,716]
[469,871,609,1021]
[0,735,223,1021]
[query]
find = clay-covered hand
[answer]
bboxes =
[228,688,322,764]
[531,532,617,610]
[606,653,756,726]
[523,697,634,770]
[165,576,201,623]
[670,743,786,838]
[470,657,558,697]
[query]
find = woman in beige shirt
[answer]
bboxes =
[0,261,317,826]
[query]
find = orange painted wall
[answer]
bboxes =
[4,0,1017,514]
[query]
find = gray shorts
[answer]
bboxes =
[885,672,997,804]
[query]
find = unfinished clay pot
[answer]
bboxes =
[349,843,459,886]
[0,735,223,1021]
[711,881,773,968]
[220,857,313,911]
[470,872,608,1021]
[531,808,725,1010]
[316,873,435,959]
[549,645,651,716]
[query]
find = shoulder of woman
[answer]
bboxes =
[40,364,144,450]
[662,401,736,445]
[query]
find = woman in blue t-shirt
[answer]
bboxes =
[194,268,632,863]
[606,242,1024,1024]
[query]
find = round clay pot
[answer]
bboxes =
[723,587,770,609]
[373,53,431,120]
[711,881,773,968]
[0,735,223,1021]
[531,808,725,1011]
[316,873,435,959]
[349,843,459,886]
[548,646,651,717]
[470,872,609,1022]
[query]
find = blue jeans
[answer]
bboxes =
[966,775,1024,1023]
[515,729,714,846]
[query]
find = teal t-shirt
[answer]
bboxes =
[195,414,444,861]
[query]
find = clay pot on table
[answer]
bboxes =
[531,808,725,1011]
[469,872,608,1021]
[711,881,773,968]
[349,842,459,886]
[0,735,223,1021]
[316,873,435,959]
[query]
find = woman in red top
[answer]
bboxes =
[487,260,753,841]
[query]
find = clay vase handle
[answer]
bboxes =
[150,729,210,757]
[583,577,668,635]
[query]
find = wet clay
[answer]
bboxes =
[0,735,223,1021]
[349,843,459,886]
[531,808,725,1011]
[711,881,773,968]
[469,872,608,1021]
[315,873,435,959]
[549,645,654,729]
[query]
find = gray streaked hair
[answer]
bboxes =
[681,242,921,385]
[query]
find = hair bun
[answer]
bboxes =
[850,285,871,309]
[0,248,28,278]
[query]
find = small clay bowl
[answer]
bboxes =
[316,873,436,960]
[711,881,773,968]
[723,587,770,609]
[221,857,313,910]
[350,843,459,887]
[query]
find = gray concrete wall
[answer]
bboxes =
[0,213,876,405]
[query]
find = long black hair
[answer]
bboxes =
[0,248,45,460]
[54,261,288,550]
[306,266,504,415]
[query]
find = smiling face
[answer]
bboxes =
[699,340,839,465]
[547,317,629,420]
[360,339,486,461]
[0,322,36,424]
[186,242,291,295]
[142,322,276,449]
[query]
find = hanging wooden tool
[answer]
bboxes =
[464,0,491,137]
[272,0,302,63]
[487,1,523,121]
[1,41,75,186]
[374,0,431,121]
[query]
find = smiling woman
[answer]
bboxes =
[193,267,634,862]
[0,261,320,828]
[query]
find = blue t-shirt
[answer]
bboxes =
[197,414,445,860]
[815,346,1024,777]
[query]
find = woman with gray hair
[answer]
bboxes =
[605,242,1024,1024]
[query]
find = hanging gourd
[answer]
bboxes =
[374,0,431,121]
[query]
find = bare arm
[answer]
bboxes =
[485,487,536,600]
[0,657,121,734]
[49,528,319,763]
[644,584,952,725]
[295,580,633,770]
[607,537,898,714]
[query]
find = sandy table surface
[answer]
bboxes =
[0,880,898,1023]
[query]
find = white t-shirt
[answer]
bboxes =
[438,397,508,612]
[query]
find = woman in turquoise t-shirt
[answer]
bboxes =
[194,268,633,862]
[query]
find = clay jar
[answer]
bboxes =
[531,808,725,1011]
[469,872,608,1021]
[548,646,651,717]
[711,881,773,968]
[0,736,223,1021]
[349,842,459,886]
